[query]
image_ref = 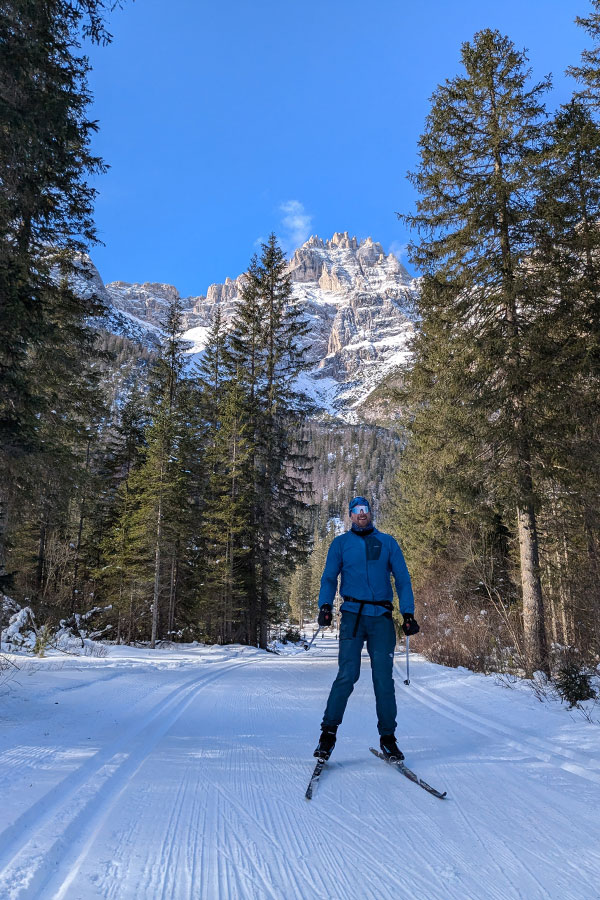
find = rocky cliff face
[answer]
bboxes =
[99,233,418,422]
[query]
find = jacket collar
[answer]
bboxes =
[350,523,376,537]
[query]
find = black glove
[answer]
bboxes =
[401,613,420,636]
[318,604,333,627]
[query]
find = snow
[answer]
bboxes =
[1,638,599,899]
[2,608,36,648]
[181,325,210,355]
[294,371,341,416]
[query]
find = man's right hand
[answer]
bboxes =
[318,604,333,627]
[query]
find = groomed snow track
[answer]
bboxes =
[1,639,599,899]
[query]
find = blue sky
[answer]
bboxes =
[87,0,588,298]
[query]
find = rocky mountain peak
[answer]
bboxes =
[287,231,411,295]
[96,231,418,422]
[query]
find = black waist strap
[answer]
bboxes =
[342,597,393,636]
[343,597,393,608]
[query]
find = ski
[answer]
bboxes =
[369,748,447,799]
[305,757,327,800]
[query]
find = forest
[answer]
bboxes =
[1,1,599,703]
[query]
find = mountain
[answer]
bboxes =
[96,232,418,422]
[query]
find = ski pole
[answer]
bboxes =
[305,627,321,651]
[404,634,410,685]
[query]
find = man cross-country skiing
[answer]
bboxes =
[314,496,420,762]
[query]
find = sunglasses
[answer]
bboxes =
[351,505,369,515]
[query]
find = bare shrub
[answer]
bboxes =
[412,549,522,674]
[0,652,20,687]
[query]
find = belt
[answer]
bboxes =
[342,597,393,637]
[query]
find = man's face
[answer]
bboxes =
[350,504,371,528]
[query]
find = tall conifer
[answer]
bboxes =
[0,0,112,587]
[403,30,552,674]
[568,1,600,108]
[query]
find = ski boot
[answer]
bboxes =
[380,734,405,762]
[313,725,337,760]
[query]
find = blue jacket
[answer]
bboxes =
[318,526,414,616]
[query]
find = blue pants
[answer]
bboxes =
[322,610,397,736]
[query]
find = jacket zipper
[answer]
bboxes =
[363,533,374,601]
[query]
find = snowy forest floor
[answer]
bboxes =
[1,637,600,900]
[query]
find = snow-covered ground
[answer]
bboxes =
[1,638,599,900]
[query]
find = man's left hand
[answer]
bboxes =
[401,613,420,636]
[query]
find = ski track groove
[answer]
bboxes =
[102,808,138,900]
[440,763,544,900]
[432,745,600,900]
[191,778,208,899]
[214,793,276,900]
[192,773,217,900]
[288,778,448,900]
[194,684,375,900]
[218,804,281,900]
[445,774,525,900]
[0,666,205,870]
[0,659,256,900]
[155,769,189,900]
[201,738,328,898]
[399,668,600,784]
[481,766,600,898]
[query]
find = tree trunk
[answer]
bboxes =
[128,582,134,644]
[151,483,163,649]
[517,500,549,675]
[70,439,91,614]
[0,489,8,589]
[167,553,176,636]
[544,562,559,646]
[36,518,47,596]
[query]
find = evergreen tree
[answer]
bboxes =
[91,389,148,641]
[531,100,600,655]
[221,258,263,642]
[568,1,600,109]
[254,234,314,646]
[216,236,314,646]
[193,307,246,642]
[100,298,196,646]
[402,30,553,674]
[0,0,112,587]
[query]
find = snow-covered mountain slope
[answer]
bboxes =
[97,232,418,422]
[1,638,599,899]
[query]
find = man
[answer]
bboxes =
[314,496,419,762]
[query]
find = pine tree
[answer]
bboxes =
[100,298,195,646]
[254,234,314,646]
[193,307,246,642]
[0,0,112,587]
[215,236,314,646]
[402,30,553,674]
[91,389,148,642]
[531,100,600,654]
[568,1,600,109]
[221,258,263,643]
